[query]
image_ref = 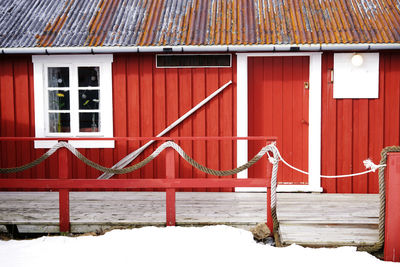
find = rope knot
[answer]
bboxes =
[268,156,278,165]
[266,142,279,165]
[363,158,385,172]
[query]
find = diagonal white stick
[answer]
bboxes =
[97,80,233,179]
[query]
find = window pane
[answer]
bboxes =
[79,90,99,110]
[48,90,70,110]
[79,112,99,132]
[78,67,99,87]
[48,67,69,87]
[49,113,70,133]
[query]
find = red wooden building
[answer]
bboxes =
[1,0,400,194]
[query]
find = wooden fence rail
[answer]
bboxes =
[0,137,274,233]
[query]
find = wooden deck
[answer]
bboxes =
[0,192,268,233]
[277,193,379,246]
[0,192,380,247]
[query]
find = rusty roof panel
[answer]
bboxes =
[0,0,399,48]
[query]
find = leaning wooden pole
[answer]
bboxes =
[97,80,233,179]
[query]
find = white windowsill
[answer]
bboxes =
[34,140,115,149]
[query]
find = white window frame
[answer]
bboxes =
[32,54,114,148]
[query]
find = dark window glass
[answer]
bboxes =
[157,55,231,67]
[78,67,100,87]
[79,112,99,132]
[79,90,99,110]
[49,113,70,133]
[48,67,69,87]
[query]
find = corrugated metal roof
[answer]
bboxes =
[0,0,399,48]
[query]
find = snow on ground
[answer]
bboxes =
[0,226,397,267]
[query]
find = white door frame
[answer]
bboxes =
[236,52,323,192]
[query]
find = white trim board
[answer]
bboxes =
[236,52,323,193]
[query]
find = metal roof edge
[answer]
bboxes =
[320,43,400,51]
[1,44,400,54]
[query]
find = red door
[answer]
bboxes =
[248,56,309,185]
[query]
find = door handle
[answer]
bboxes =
[301,119,309,125]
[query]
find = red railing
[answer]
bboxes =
[0,136,276,232]
[385,152,400,262]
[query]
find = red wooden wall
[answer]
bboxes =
[1,52,400,193]
[111,54,237,192]
[321,52,400,193]
[0,55,35,180]
[0,54,237,193]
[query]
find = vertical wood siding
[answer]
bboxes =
[248,56,309,185]
[0,56,35,183]
[321,52,400,193]
[0,54,237,193]
[2,52,400,194]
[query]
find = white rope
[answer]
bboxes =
[363,159,386,172]
[268,142,386,179]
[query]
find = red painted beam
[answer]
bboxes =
[165,147,175,226]
[384,153,400,262]
[0,178,268,189]
[58,146,70,233]
[0,136,277,141]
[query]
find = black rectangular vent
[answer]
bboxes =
[156,54,231,68]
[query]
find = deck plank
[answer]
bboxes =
[277,193,380,246]
[279,223,378,246]
[0,192,267,233]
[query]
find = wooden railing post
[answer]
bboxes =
[384,152,400,262]
[58,144,70,233]
[165,147,176,226]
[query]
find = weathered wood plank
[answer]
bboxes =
[17,225,60,233]
[0,192,267,233]
[277,193,379,202]
[277,193,379,224]
[279,223,379,246]
[277,193,380,246]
